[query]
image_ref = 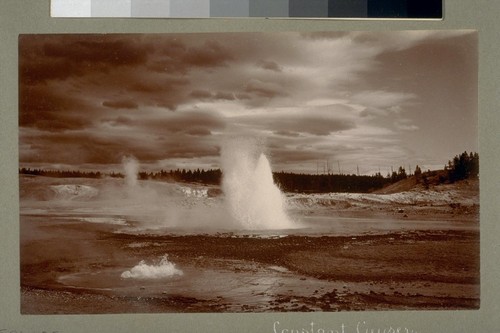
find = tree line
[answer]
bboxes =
[145,169,221,185]
[19,168,103,179]
[18,167,222,185]
[445,151,479,182]
[273,172,389,193]
[19,151,478,193]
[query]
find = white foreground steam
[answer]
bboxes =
[121,255,183,279]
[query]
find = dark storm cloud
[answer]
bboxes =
[272,117,355,136]
[270,147,328,164]
[147,59,188,75]
[235,93,252,100]
[20,130,121,165]
[154,100,179,111]
[149,38,233,74]
[19,57,73,86]
[273,130,301,137]
[214,92,236,101]
[189,90,236,101]
[20,35,176,135]
[359,107,384,118]
[22,112,91,132]
[240,107,356,136]
[185,127,213,136]
[102,99,139,110]
[257,60,282,72]
[20,125,221,165]
[42,38,149,66]
[19,35,150,85]
[245,79,288,98]
[141,111,226,134]
[107,75,190,111]
[184,40,233,67]
[19,34,234,115]
[151,37,187,62]
[240,115,356,137]
[190,89,213,99]
[101,116,133,126]
[19,85,94,131]
[160,141,220,159]
[141,133,221,162]
[128,77,191,111]
[129,77,189,93]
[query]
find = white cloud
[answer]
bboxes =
[395,118,420,131]
[352,90,416,110]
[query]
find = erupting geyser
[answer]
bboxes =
[221,138,294,230]
[121,255,183,279]
[122,156,139,188]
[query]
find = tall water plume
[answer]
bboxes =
[221,137,294,230]
[122,156,139,188]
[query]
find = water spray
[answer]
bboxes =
[221,137,294,230]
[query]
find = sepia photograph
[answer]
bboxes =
[19,31,479,314]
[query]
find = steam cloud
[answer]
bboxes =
[221,137,295,230]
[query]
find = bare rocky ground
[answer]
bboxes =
[287,178,479,221]
[20,176,479,314]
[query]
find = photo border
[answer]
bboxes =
[1,1,499,332]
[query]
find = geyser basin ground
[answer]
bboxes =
[20,176,479,313]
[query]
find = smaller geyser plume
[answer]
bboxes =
[122,155,139,188]
[121,255,183,279]
[221,137,294,230]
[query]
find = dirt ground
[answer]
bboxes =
[20,217,479,314]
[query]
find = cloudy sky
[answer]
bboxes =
[19,31,477,175]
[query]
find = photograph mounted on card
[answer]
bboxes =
[19,30,478,314]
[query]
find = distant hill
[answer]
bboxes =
[374,169,476,194]
[373,175,419,194]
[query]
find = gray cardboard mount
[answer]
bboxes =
[1,1,499,332]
